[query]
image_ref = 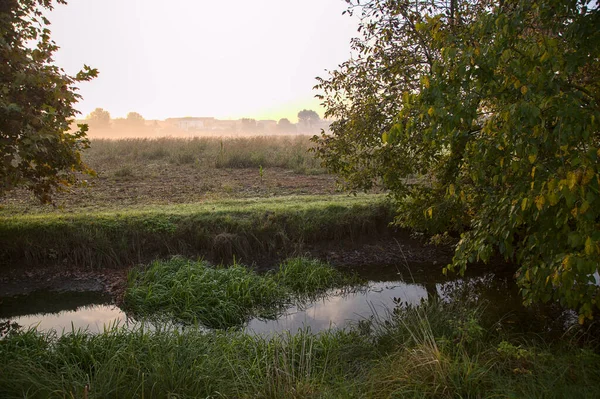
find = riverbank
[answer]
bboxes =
[0,195,397,269]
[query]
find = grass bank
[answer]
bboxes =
[124,257,362,329]
[1,301,598,398]
[0,195,393,268]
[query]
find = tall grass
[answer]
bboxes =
[124,257,361,329]
[1,301,598,398]
[85,136,324,173]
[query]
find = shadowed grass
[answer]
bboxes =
[1,301,599,398]
[124,257,362,329]
[0,194,393,268]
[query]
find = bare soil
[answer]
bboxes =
[2,166,340,212]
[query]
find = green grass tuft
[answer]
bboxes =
[124,257,361,329]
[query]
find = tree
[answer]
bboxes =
[313,0,599,320]
[125,112,145,129]
[277,118,294,132]
[86,108,111,129]
[126,112,144,123]
[297,109,320,129]
[0,0,97,203]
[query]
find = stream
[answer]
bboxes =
[0,263,575,336]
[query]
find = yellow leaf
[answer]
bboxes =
[580,201,590,215]
[579,314,586,325]
[562,255,571,271]
[571,207,579,218]
[428,107,435,117]
[548,192,559,206]
[585,237,595,255]
[552,271,560,286]
[567,172,578,190]
[500,158,504,167]
[448,184,456,196]
[425,207,433,218]
[460,190,466,202]
[521,85,528,95]
[521,198,528,211]
[531,166,536,179]
[528,154,537,164]
[423,76,430,89]
[535,195,545,210]
[474,47,480,56]
[514,79,521,89]
[582,169,594,185]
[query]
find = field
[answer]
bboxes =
[2,136,343,213]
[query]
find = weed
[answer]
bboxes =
[113,165,133,178]
[259,164,264,183]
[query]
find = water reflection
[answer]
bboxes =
[0,265,569,336]
[9,305,126,334]
[246,281,427,334]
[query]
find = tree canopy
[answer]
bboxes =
[313,0,599,320]
[298,109,320,127]
[86,107,111,128]
[0,0,97,203]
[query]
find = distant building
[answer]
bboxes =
[212,119,237,131]
[166,117,215,131]
[257,120,277,131]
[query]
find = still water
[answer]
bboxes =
[0,264,567,336]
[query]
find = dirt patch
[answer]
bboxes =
[0,267,128,303]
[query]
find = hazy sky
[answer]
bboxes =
[48,0,359,122]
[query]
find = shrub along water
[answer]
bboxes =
[0,194,393,268]
[124,257,362,329]
[1,301,598,398]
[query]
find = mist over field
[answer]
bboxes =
[78,109,330,139]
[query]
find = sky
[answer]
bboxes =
[47,0,359,122]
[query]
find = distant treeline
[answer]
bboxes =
[77,108,331,137]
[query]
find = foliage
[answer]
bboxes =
[313,0,600,318]
[298,109,320,127]
[126,111,144,123]
[0,0,97,203]
[85,107,110,128]
[277,117,295,133]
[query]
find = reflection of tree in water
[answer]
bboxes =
[0,291,111,319]
[437,274,578,336]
